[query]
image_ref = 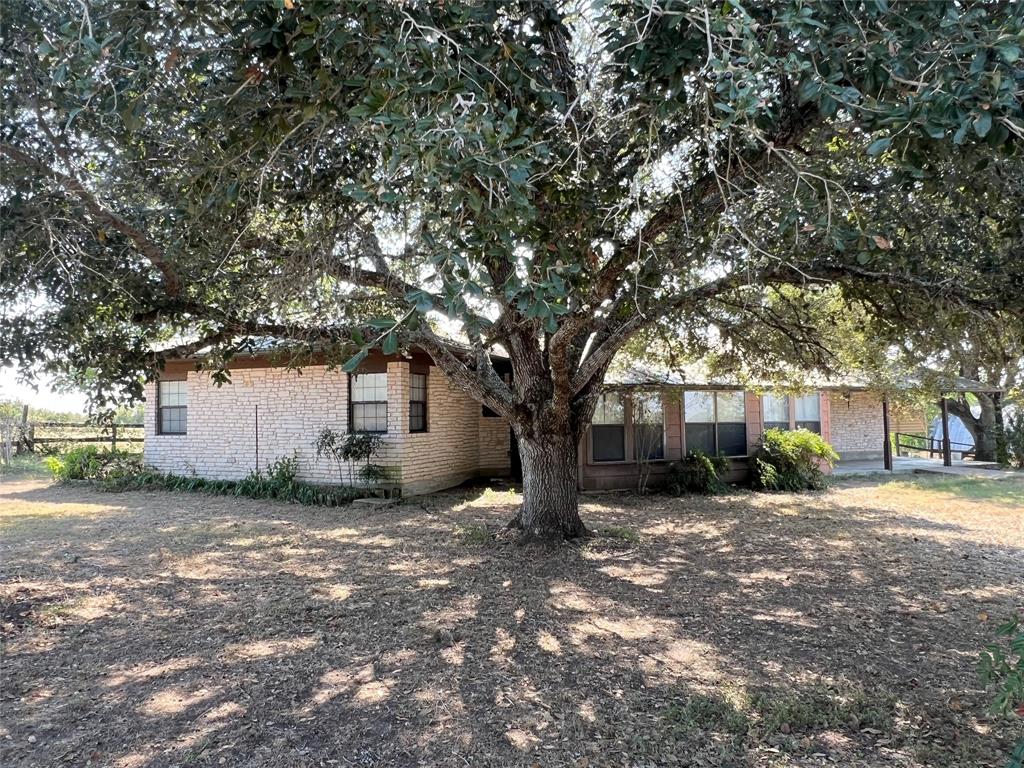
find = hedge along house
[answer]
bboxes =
[143,345,515,496]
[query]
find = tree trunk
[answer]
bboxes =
[514,426,585,540]
[945,394,999,462]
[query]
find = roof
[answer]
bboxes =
[604,362,1002,394]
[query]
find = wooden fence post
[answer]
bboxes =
[112,423,118,452]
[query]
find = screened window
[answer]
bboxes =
[592,392,625,462]
[684,391,747,456]
[409,373,427,433]
[158,380,187,435]
[633,393,664,461]
[351,373,388,433]
[762,394,790,431]
[795,394,821,434]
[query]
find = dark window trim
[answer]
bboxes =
[349,373,388,434]
[157,380,187,436]
[409,372,428,433]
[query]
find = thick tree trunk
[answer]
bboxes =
[945,394,999,462]
[514,427,585,540]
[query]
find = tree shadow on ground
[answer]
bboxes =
[0,478,1020,767]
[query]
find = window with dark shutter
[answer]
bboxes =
[157,380,187,435]
[350,373,388,433]
[591,392,625,462]
[684,390,747,457]
[409,373,427,433]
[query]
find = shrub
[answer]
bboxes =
[1004,411,1024,469]
[44,446,143,481]
[978,615,1024,766]
[752,428,839,492]
[665,450,730,495]
[314,428,386,485]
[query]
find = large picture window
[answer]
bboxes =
[351,373,388,433]
[684,391,747,456]
[795,394,821,434]
[762,394,790,431]
[409,373,427,433]
[633,393,664,461]
[591,392,625,462]
[158,380,187,435]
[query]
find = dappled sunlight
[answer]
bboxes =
[1,475,1020,767]
[536,630,562,655]
[104,657,203,689]
[598,562,669,588]
[316,583,356,601]
[222,635,318,660]
[140,685,219,717]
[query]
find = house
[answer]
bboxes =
[144,347,514,496]
[144,346,900,495]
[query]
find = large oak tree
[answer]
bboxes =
[3,1,1023,537]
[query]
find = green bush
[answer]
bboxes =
[1004,411,1024,469]
[665,450,730,495]
[752,428,839,492]
[978,615,1024,768]
[44,446,143,481]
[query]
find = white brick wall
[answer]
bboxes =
[829,391,885,459]
[144,362,511,495]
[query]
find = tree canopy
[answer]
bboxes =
[3,0,1023,535]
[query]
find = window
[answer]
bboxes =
[795,394,821,434]
[158,380,187,435]
[351,373,388,433]
[684,390,747,457]
[591,392,625,462]
[409,372,427,432]
[762,394,790,431]
[683,391,715,456]
[633,393,664,461]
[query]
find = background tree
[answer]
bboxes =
[3,1,1023,537]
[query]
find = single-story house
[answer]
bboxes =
[144,346,907,495]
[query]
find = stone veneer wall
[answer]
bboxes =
[144,362,510,495]
[828,391,885,459]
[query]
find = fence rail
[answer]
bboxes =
[893,431,975,459]
[19,422,145,453]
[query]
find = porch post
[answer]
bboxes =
[940,397,952,467]
[882,395,893,471]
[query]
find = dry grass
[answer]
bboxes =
[1,475,1021,767]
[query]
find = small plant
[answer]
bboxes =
[314,427,386,485]
[752,428,839,492]
[978,615,1024,768]
[665,450,730,495]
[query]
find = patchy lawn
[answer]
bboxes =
[1,475,1021,768]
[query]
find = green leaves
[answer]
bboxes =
[866,137,891,156]
[974,110,993,138]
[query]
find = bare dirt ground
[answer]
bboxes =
[1,475,1022,768]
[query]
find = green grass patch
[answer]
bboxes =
[882,475,1024,504]
[0,454,52,479]
[455,523,493,545]
[594,525,641,543]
